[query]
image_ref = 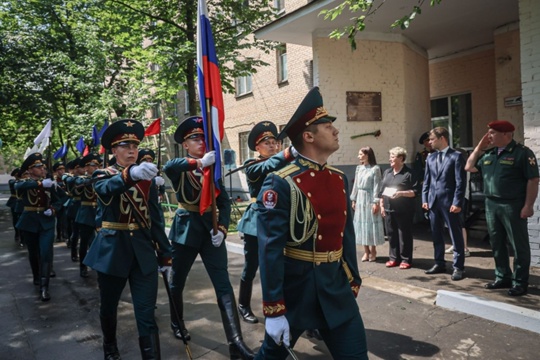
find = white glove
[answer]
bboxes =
[43,209,53,216]
[290,146,299,158]
[42,178,54,188]
[210,230,224,247]
[130,162,158,181]
[158,266,172,274]
[200,151,216,168]
[154,176,165,186]
[265,315,290,347]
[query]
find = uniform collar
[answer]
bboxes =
[297,154,326,171]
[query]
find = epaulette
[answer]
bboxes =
[326,165,344,175]
[274,164,300,179]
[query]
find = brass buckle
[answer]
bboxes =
[128,223,136,231]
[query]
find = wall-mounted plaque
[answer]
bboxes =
[346,91,382,122]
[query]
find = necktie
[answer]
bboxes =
[437,152,443,173]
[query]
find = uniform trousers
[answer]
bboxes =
[255,313,368,360]
[22,228,55,264]
[97,262,159,337]
[485,197,530,286]
[170,241,233,299]
[241,234,259,282]
[77,224,95,265]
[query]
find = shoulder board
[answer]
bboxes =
[326,165,344,175]
[274,164,300,178]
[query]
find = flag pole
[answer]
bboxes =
[205,99,218,234]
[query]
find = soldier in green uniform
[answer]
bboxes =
[52,161,67,243]
[74,153,101,278]
[163,116,254,360]
[15,153,66,301]
[65,157,85,257]
[255,87,368,359]
[465,120,539,296]
[83,119,172,359]
[236,121,295,324]
[6,167,21,244]
[137,148,166,225]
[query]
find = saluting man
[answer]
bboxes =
[84,119,172,360]
[15,153,66,301]
[256,87,368,359]
[163,116,254,360]
[236,121,295,324]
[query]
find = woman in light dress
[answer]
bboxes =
[350,146,385,262]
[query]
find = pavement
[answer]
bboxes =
[1,196,540,359]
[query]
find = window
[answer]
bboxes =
[430,93,472,148]
[152,104,161,119]
[235,74,252,97]
[239,131,255,164]
[277,44,288,83]
[274,0,285,14]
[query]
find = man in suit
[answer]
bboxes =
[83,119,172,359]
[422,127,467,281]
[256,87,367,359]
[163,116,254,359]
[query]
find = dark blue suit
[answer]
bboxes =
[422,148,466,270]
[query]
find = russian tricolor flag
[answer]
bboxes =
[197,0,224,214]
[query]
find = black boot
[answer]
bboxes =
[29,253,40,285]
[170,294,191,341]
[101,315,121,360]
[71,244,79,262]
[218,293,255,360]
[306,329,323,341]
[40,262,51,301]
[238,280,258,324]
[80,265,89,278]
[138,333,161,360]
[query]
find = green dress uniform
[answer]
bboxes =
[163,115,254,359]
[15,153,66,301]
[65,159,83,258]
[6,168,21,243]
[475,139,539,288]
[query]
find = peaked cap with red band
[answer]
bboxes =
[174,116,205,143]
[248,121,278,151]
[277,86,336,141]
[137,148,156,164]
[488,120,515,133]
[101,119,145,150]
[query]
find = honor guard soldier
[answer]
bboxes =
[53,161,68,243]
[74,153,101,278]
[65,157,85,256]
[6,167,21,244]
[137,148,167,225]
[83,119,172,360]
[465,120,539,296]
[255,87,368,359]
[163,116,255,360]
[236,121,295,324]
[15,153,66,301]
[13,169,28,248]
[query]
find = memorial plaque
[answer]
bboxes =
[346,91,382,122]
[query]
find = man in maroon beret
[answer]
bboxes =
[465,120,539,296]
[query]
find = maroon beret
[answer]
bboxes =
[488,120,515,133]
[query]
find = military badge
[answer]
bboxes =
[529,157,536,166]
[262,190,278,209]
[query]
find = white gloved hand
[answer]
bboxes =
[200,151,216,168]
[154,176,165,186]
[290,146,299,158]
[130,162,158,181]
[43,209,53,216]
[210,230,224,247]
[158,266,172,274]
[265,315,290,347]
[42,178,54,188]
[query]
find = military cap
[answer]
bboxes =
[21,153,45,172]
[11,167,20,177]
[418,131,430,145]
[101,119,145,150]
[80,153,102,167]
[488,120,515,133]
[174,116,205,143]
[137,149,156,164]
[53,161,65,172]
[277,87,336,141]
[248,121,278,151]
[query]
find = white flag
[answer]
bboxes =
[37,137,49,153]
[34,119,52,146]
[24,145,38,159]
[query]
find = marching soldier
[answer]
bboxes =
[137,148,166,225]
[236,121,295,324]
[66,158,85,259]
[15,153,66,301]
[255,87,368,359]
[53,161,67,243]
[6,167,21,244]
[163,116,254,359]
[14,169,28,248]
[74,153,101,278]
[83,119,172,359]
